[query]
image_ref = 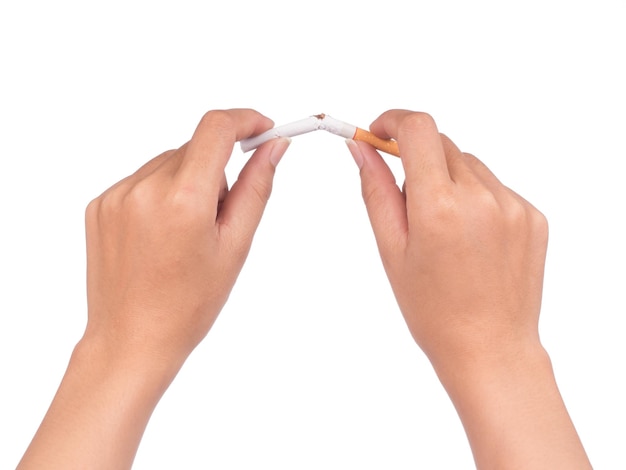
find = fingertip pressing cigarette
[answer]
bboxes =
[239,113,400,157]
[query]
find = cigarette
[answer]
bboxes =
[240,114,400,157]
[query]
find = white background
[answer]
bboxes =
[1,1,624,468]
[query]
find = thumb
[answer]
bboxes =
[347,139,408,255]
[217,138,291,246]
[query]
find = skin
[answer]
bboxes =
[17,109,291,469]
[18,109,591,469]
[347,110,591,469]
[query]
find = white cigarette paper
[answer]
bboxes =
[240,114,356,153]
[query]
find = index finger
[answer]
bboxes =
[177,109,274,188]
[370,110,451,189]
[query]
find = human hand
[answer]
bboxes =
[347,110,590,469]
[83,109,290,368]
[18,109,290,470]
[347,110,548,368]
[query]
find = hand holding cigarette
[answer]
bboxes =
[240,113,400,157]
[17,108,591,470]
[346,110,591,469]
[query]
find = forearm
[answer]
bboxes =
[349,110,591,467]
[18,110,287,469]
[435,342,591,470]
[18,336,179,470]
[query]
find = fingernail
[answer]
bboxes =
[345,139,364,169]
[269,137,291,167]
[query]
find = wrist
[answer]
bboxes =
[72,331,183,401]
[18,333,183,469]
[431,341,591,468]
[431,337,550,394]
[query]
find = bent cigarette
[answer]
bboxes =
[239,114,400,157]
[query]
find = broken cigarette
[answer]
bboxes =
[239,114,400,157]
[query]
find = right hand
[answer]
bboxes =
[83,109,290,370]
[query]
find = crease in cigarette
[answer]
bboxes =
[239,113,400,157]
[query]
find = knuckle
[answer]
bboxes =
[85,197,101,226]
[500,193,548,243]
[462,152,480,165]
[361,180,400,219]
[113,178,167,223]
[416,184,458,226]
[502,194,527,223]
[480,190,503,219]
[217,225,251,264]
[530,207,549,242]
[125,179,156,210]
[479,190,524,232]
[169,186,204,221]
[433,186,498,233]
[97,190,121,219]
[248,179,273,206]
[237,167,274,206]
[198,110,235,138]
[361,182,383,207]
[231,234,253,263]
[398,112,436,136]
[462,152,492,175]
